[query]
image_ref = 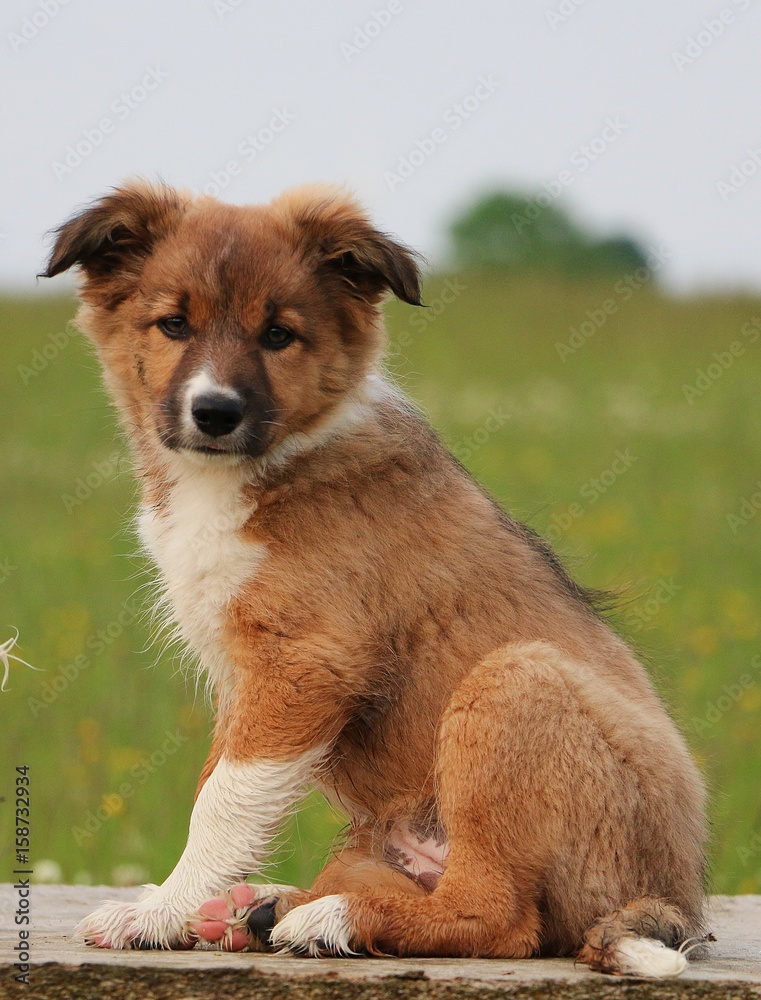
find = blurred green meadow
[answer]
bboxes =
[1,275,760,893]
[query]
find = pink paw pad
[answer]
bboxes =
[187,884,262,952]
[223,929,250,951]
[229,884,257,908]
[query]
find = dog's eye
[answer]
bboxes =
[260,326,295,350]
[157,316,189,339]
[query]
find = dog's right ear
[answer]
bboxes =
[275,184,423,307]
[42,182,188,299]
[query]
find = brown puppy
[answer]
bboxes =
[44,182,707,975]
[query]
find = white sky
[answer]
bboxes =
[3,0,761,293]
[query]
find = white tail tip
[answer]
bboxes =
[615,937,689,978]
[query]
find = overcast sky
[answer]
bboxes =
[3,0,761,293]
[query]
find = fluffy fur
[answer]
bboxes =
[270,895,355,957]
[45,181,707,975]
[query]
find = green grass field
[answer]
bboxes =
[1,274,760,894]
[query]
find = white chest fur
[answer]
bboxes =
[137,462,265,701]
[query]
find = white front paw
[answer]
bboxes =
[269,895,356,957]
[75,885,195,950]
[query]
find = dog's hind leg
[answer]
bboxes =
[311,837,431,902]
[270,640,704,965]
[272,642,564,958]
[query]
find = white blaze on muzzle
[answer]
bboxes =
[183,368,245,438]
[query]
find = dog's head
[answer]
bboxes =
[43,181,421,463]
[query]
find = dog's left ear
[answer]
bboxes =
[279,185,423,307]
[41,181,188,295]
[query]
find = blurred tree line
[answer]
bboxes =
[449,191,649,277]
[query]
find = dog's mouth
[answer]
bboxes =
[156,423,272,462]
[178,443,249,467]
[175,437,264,460]
[193,441,233,453]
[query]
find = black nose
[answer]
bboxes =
[191,393,245,437]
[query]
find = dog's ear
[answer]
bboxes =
[42,181,188,295]
[278,185,423,306]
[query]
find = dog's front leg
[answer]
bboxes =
[76,748,322,949]
[76,656,346,949]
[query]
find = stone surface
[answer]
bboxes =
[0,886,759,998]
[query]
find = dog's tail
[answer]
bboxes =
[576,897,706,978]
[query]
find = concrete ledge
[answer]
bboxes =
[1,886,759,999]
